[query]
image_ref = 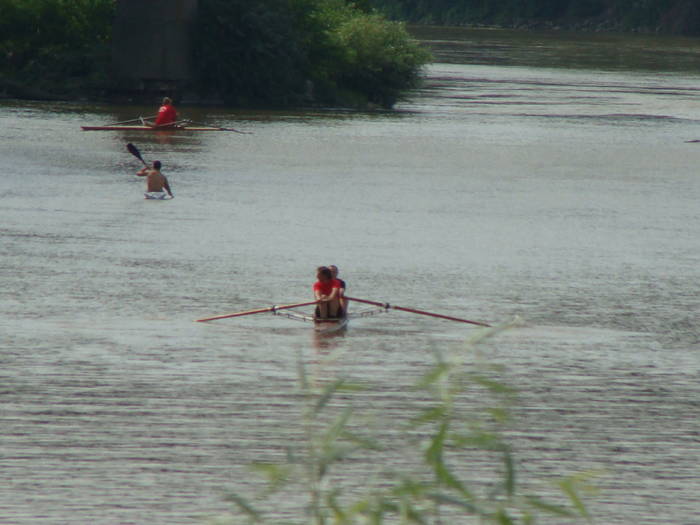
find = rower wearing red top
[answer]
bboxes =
[328,265,346,315]
[313,266,342,319]
[154,97,177,126]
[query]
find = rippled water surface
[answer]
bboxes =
[2,28,700,524]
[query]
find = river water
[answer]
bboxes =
[2,27,700,524]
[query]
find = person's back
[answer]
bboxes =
[154,97,177,126]
[146,170,166,191]
[137,160,173,198]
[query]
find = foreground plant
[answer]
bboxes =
[211,321,597,524]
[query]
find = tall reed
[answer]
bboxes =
[211,320,597,524]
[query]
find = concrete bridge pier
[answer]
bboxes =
[111,0,198,101]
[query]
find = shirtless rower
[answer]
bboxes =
[136,160,173,199]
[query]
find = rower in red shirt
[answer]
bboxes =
[154,97,177,126]
[312,266,342,319]
[329,265,346,316]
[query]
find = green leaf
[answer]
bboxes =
[524,495,576,517]
[495,508,515,524]
[469,374,517,396]
[503,450,515,497]
[223,493,262,521]
[427,492,481,514]
[416,361,450,389]
[249,462,293,492]
[314,378,346,413]
[424,420,447,465]
[559,476,591,519]
[409,405,448,427]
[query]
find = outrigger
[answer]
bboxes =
[195,296,490,332]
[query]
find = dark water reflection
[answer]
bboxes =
[2,27,700,524]
[411,25,700,72]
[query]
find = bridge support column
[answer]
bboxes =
[111,0,198,101]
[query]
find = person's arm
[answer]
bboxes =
[163,176,173,197]
[325,286,339,302]
[136,167,149,177]
[314,283,331,302]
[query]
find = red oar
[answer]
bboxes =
[196,300,319,323]
[345,296,490,327]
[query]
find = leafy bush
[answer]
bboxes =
[333,12,431,107]
[0,0,114,94]
[194,0,430,108]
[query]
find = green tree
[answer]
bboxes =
[0,0,114,95]
[194,0,430,108]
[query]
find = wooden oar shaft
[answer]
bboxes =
[196,300,319,323]
[345,296,490,327]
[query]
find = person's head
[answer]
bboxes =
[162,97,172,105]
[153,160,162,170]
[329,265,339,277]
[316,266,332,281]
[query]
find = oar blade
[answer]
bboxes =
[126,143,146,165]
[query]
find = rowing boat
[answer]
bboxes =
[83,117,248,133]
[82,124,226,131]
[284,312,348,333]
[276,310,350,333]
[274,304,390,333]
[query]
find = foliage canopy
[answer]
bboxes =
[0,0,430,108]
[0,0,114,96]
[193,0,431,108]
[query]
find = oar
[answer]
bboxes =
[108,115,157,126]
[126,143,147,166]
[345,296,491,327]
[183,119,252,134]
[196,300,319,322]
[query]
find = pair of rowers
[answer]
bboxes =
[312,265,346,320]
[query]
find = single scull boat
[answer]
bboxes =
[83,118,249,133]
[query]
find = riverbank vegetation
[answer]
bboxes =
[370,0,700,35]
[0,0,430,108]
[194,0,430,108]
[0,0,113,99]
